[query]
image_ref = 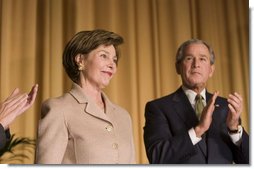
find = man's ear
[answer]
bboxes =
[175,62,181,74]
[209,64,215,77]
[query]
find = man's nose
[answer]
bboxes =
[193,58,200,67]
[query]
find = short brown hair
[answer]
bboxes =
[63,29,124,83]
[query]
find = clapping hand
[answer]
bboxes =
[226,92,242,130]
[0,84,38,129]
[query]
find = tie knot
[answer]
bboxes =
[195,94,203,101]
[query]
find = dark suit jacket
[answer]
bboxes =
[143,87,249,164]
[0,124,10,150]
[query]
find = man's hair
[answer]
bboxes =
[175,39,215,74]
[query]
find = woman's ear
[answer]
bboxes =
[75,54,83,64]
[75,54,85,70]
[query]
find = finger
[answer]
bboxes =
[21,84,39,112]
[206,91,219,114]
[228,94,241,105]
[27,84,38,104]
[4,88,20,101]
[0,100,27,128]
[228,103,237,114]
[4,91,26,106]
[227,94,242,113]
[228,92,243,107]
[10,88,20,97]
[15,99,29,116]
[1,94,28,114]
[233,92,243,102]
[228,103,241,120]
[7,98,28,117]
[227,99,241,111]
[210,91,219,105]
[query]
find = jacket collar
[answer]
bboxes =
[172,87,199,129]
[68,83,115,124]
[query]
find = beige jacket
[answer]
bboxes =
[35,83,136,164]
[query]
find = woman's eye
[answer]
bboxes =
[100,54,107,58]
[113,59,118,64]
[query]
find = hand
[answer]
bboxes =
[195,91,219,137]
[0,84,38,129]
[18,84,39,115]
[226,92,242,130]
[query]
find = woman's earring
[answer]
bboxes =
[78,64,84,71]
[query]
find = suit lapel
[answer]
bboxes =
[101,92,117,124]
[200,91,223,160]
[173,88,199,129]
[205,91,226,162]
[69,83,113,123]
[173,88,208,158]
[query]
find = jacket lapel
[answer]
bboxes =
[68,83,113,123]
[173,87,199,129]
[197,91,220,160]
[173,87,208,158]
[205,91,226,162]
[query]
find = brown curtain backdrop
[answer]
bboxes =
[0,0,249,164]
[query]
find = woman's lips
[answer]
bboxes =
[102,71,113,77]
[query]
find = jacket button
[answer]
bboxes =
[106,125,113,132]
[112,143,118,149]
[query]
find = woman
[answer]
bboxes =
[0,84,38,149]
[36,29,136,164]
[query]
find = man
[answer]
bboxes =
[0,84,38,149]
[143,39,249,164]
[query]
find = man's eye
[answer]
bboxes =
[185,56,192,61]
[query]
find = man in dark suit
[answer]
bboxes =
[0,84,38,150]
[143,39,249,164]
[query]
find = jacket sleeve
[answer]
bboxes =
[0,124,11,150]
[128,115,136,164]
[35,100,69,164]
[0,124,7,150]
[143,101,197,164]
[232,128,249,164]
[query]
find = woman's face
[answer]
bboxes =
[82,44,118,89]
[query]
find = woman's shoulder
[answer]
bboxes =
[40,93,75,119]
[41,93,75,110]
[45,92,74,102]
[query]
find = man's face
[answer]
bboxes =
[178,43,215,90]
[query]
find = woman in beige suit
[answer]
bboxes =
[35,29,136,164]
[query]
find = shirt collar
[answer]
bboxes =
[182,86,206,105]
